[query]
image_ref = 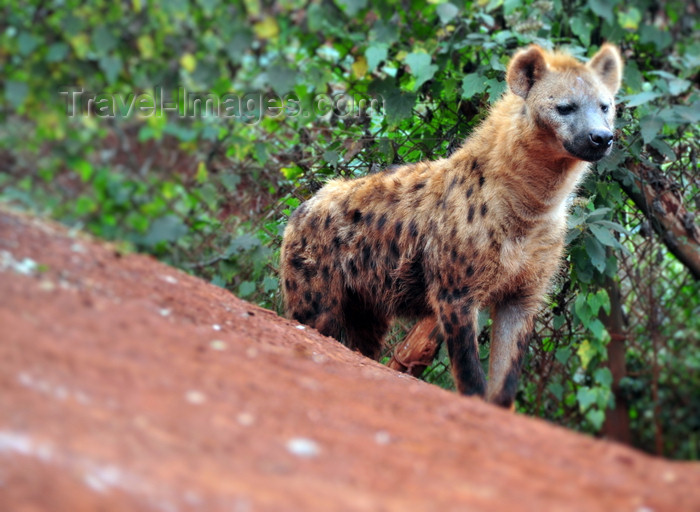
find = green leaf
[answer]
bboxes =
[436,3,459,24]
[570,16,592,47]
[588,0,614,23]
[648,139,676,162]
[592,289,611,316]
[405,52,438,90]
[577,340,596,369]
[335,0,367,16]
[485,78,507,102]
[639,25,672,51]
[594,367,613,387]
[640,115,664,144]
[46,43,69,62]
[574,293,592,326]
[548,382,563,400]
[584,236,606,272]
[262,275,279,293]
[586,409,606,430]
[17,32,40,56]
[588,318,606,339]
[594,220,631,236]
[267,66,297,96]
[5,80,28,108]
[238,281,256,298]
[461,73,486,99]
[99,55,123,84]
[142,215,188,246]
[617,7,642,30]
[281,165,304,180]
[576,386,597,410]
[589,224,618,247]
[383,90,416,125]
[623,91,661,108]
[323,150,339,166]
[555,346,571,365]
[365,44,388,72]
[226,233,261,255]
[668,78,691,96]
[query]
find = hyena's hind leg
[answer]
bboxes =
[341,288,390,360]
[282,269,344,341]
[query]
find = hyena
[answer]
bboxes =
[280,44,623,407]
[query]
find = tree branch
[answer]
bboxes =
[616,159,700,280]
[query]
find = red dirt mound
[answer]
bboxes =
[0,208,698,511]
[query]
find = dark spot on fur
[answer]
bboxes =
[450,311,458,325]
[447,176,459,193]
[472,160,479,170]
[291,255,305,270]
[411,181,426,192]
[377,213,388,230]
[466,265,474,277]
[467,205,475,223]
[479,175,486,188]
[488,228,495,240]
[481,203,488,217]
[453,286,469,299]
[332,236,342,249]
[322,265,330,280]
[364,212,374,226]
[409,221,419,238]
[352,209,362,223]
[349,258,358,276]
[324,215,332,228]
[362,244,372,267]
[390,240,400,259]
[395,221,403,238]
[384,274,393,289]
[450,248,457,262]
[466,186,474,199]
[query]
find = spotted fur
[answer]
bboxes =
[280,44,623,407]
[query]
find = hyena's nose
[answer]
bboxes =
[589,129,613,148]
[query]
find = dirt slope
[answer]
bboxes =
[0,208,698,512]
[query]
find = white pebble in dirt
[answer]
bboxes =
[285,437,321,458]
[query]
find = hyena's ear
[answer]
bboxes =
[587,44,623,95]
[506,45,548,99]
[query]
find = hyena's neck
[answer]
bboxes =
[455,94,589,218]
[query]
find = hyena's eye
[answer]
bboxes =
[600,103,610,113]
[556,103,578,115]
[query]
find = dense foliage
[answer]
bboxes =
[1,1,698,459]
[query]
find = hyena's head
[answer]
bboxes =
[507,44,623,162]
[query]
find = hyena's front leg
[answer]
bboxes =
[486,298,537,408]
[437,300,486,397]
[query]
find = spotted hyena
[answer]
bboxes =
[280,44,623,407]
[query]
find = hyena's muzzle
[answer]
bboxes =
[563,107,615,162]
